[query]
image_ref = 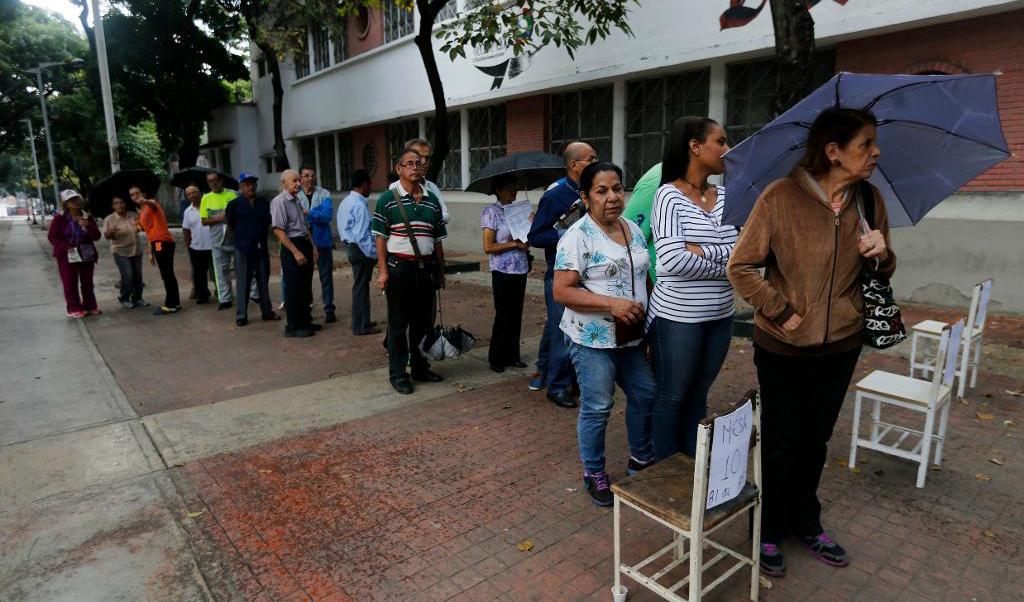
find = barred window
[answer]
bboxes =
[438,0,458,21]
[294,31,310,79]
[726,50,835,146]
[337,132,353,191]
[550,85,613,164]
[425,112,462,190]
[218,148,232,176]
[317,135,337,190]
[468,104,506,178]
[386,119,420,165]
[625,68,710,188]
[384,0,415,43]
[299,138,316,170]
[332,20,347,63]
[312,25,330,72]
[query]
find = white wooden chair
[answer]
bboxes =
[852,319,964,488]
[909,278,992,398]
[611,391,762,601]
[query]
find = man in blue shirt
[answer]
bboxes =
[337,169,381,336]
[301,166,337,323]
[527,141,597,409]
[225,172,279,326]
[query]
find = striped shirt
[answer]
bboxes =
[649,184,738,324]
[371,183,447,259]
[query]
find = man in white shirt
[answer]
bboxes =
[181,185,213,304]
[388,138,449,225]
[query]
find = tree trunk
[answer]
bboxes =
[769,0,816,116]
[264,46,290,171]
[415,0,449,182]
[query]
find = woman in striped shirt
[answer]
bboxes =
[649,117,737,459]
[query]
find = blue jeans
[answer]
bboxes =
[541,274,573,393]
[568,342,655,475]
[649,315,733,458]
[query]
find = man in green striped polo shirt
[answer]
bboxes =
[372,148,447,394]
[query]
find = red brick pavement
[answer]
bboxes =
[172,338,1024,601]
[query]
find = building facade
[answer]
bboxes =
[206,0,1024,312]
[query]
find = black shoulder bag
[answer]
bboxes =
[856,182,906,349]
[614,219,645,346]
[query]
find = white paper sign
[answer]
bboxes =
[706,399,753,510]
[943,319,965,387]
[503,199,533,242]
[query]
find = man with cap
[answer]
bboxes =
[226,172,279,327]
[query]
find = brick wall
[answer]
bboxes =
[837,9,1024,191]
[350,124,389,191]
[506,95,549,154]
[347,8,384,59]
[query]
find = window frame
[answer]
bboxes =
[549,85,614,166]
[468,104,507,179]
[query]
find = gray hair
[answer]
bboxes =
[280,169,299,183]
[404,138,432,151]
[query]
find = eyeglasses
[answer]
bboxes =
[399,160,426,168]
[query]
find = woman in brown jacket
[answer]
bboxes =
[727,108,895,578]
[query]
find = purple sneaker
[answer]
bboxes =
[583,471,613,507]
[798,532,849,567]
[760,542,786,577]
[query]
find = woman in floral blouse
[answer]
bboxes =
[553,162,656,507]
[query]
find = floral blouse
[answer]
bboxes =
[480,201,529,274]
[554,213,650,349]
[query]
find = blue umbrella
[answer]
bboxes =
[723,72,1010,227]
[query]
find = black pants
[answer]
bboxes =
[346,243,375,334]
[385,257,436,381]
[152,240,180,308]
[188,248,212,303]
[755,344,861,544]
[280,237,314,332]
[236,248,272,320]
[113,254,144,303]
[489,271,527,367]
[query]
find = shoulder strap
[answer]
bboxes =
[859,180,875,229]
[618,218,635,301]
[392,189,425,268]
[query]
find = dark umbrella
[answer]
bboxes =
[89,169,160,218]
[466,151,565,193]
[723,72,1011,227]
[170,166,239,192]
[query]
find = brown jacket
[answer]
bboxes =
[726,168,896,356]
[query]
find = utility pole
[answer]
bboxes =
[90,0,120,173]
[21,119,42,225]
[33,67,61,218]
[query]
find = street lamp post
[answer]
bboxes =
[21,119,43,225]
[27,59,84,218]
[90,0,120,173]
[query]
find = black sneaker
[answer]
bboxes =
[217,301,233,310]
[798,532,849,567]
[627,456,655,476]
[760,542,786,577]
[390,378,413,394]
[284,328,314,338]
[583,471,613,507]
[325,311,337,323]
[236,318,248,327]
[262,312,281,321]
[412,369,443,383]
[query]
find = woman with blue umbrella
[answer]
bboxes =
[728,108,893,578]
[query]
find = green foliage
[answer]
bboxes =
[221,79,254,103]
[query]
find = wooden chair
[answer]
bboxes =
[852,319,964,488]
[909,278,992,398]
[611,391,762,601]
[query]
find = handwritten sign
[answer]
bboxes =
[706,399,753,510]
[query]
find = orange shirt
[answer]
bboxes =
[138,201,173,244]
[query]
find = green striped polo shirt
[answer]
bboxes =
[371,184,447,259]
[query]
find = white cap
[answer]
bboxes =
[60,189,82,203]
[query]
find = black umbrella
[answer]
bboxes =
[89,169,160,218]
[171,166,239,192]
[466,151,565,194]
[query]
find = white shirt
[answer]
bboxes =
[182,204,213,251]
[390,178,448,224]
[555,214,650,349]
[649,184,737,325]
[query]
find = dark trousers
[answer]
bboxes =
[188,248,212,303]
[236,248,272,320]
[649,315,733,459]
[385,257,436,382]
[151,241,180,308]
[346,243,375,334]
[280,237,314,332]
[489,271,527,367]
[56,257,97,313]
[316,245,335,313]
[113,254,144,303]
[541,273,574,393]
[755,344,861,544]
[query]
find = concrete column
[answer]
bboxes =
[708,62,727,185]
[612,79,626,166]
[460,107,470,189]
[333,133,342,191]
[418,116,427,140]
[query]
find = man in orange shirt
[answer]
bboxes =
[130,185,181,315]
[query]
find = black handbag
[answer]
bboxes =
[856,182,906,349]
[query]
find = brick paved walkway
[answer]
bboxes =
[172,332,1024,601]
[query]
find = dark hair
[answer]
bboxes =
[299,165,316,174]
[490,172,518,195]
[351,169,371,189]
[580,161,624,197]
[800,108,877,175]
[660,117,718,185]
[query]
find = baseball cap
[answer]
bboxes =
[238,172,258,183]
[60,189,82,203]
